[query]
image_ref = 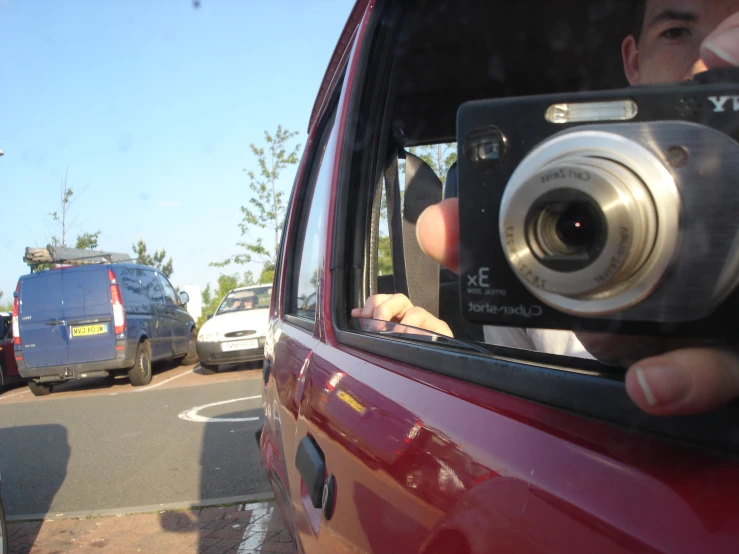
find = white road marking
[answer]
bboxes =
[177,395,261,422]
[0,389,30,401]
[135,368,193,391]
[237,502,274,552]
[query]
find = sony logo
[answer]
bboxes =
[708,95,739,112]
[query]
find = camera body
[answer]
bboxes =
[456,69,739,336]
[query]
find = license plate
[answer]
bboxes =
[221,339,259,352]
[71,324,108,337]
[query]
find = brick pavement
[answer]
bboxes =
[7,501,295,554]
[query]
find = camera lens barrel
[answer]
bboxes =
[499,129,680,316]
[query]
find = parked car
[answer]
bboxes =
[13,263,199,396]
[258,1,739,553]
[196,284,272,372]
[0,312,23,393]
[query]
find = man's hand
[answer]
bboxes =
[351,294,453,338]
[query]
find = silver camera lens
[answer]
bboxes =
[499,129,680,316]
[526,188,607,272]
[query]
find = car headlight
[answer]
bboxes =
[198,330,219,342]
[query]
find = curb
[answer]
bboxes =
[7,491,275,522]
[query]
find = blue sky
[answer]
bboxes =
[0,0,354,301]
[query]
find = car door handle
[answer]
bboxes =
[296,436,326,509]
[46,320,64,326]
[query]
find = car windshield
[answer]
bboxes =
[216,286,272,315]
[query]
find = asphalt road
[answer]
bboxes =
[0,363,271,518]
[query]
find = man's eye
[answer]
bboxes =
[660,27,692,40]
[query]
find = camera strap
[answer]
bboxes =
[384,148,443,317]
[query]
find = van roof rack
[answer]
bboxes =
[24,245,134,271]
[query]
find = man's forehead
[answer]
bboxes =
[645,0,739,22]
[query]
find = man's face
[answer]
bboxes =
[623,0,739,84]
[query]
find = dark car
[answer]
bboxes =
[258,1,739,553]
[0,312,23,393]
[13,263,198,396]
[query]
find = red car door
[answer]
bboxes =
[261,1,739,553]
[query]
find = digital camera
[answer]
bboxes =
[456,68,739,337]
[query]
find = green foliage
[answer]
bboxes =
[407,143,457,185]
[75,230,101,250]
[0,291,11,312]
[212,125,301,271]
[377,235,393,276]
[133,239,174,277]
[260,262,275,286]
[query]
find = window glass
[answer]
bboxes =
[289,110,338,321]
[157,274,179,306]
[117,268,147,306]
[216,285,272,315]
[139,270,164,304]
[350,1,690,370]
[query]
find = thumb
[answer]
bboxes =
[700,12,739,68]
[416,198,460,273]
[625,348,739,416]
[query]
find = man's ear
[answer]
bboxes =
[622,35,640,85]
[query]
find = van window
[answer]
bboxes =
[118,268,148,306]
[157,273,179,306]
[21,272,62,314]
[139,269,164,304]
[63,269,110,311]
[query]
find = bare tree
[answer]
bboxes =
[47,170,88,247]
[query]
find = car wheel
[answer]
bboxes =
[128,340,153,386]
[28,380,53,397]
[180,329,199,366]
[200,362,219,374]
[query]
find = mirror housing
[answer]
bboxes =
[179,291,190,305]
[207,313,214,320]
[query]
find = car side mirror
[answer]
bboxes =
[179,291,190,305]
[207,313,214,320]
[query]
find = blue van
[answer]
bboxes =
[12,263,198,396]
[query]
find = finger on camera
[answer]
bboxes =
[417,198,461,274]
[626,348,739,416]
[700,12,739,68]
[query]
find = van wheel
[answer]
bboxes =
[28,381,53,397]
[180,329,199,365]
[128,340,153,386]
[200,362,218,374]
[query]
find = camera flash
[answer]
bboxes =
[545,100,638,124]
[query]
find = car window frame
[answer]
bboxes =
[328,0,739,455]
[282,76,344,334]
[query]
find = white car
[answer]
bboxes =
[196,284,272,372]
